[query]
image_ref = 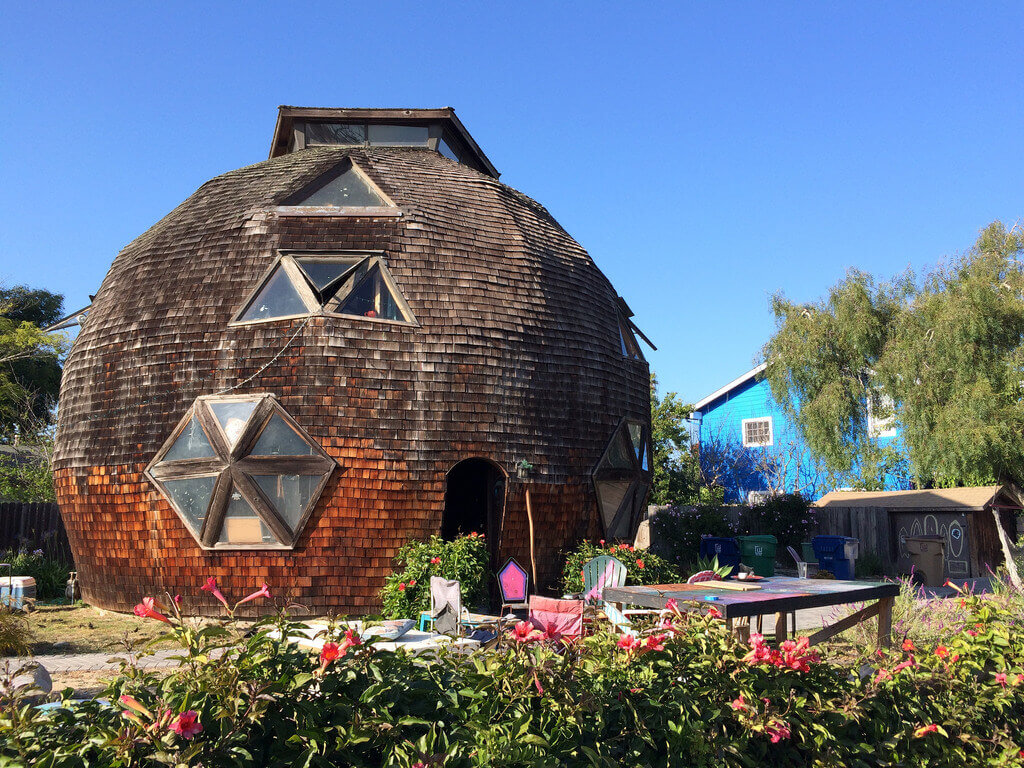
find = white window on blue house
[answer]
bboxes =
[867,391,897,438]
[741,417,773,447]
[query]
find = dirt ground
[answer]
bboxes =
[26,602,174,655]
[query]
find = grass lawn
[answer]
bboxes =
[25,602,174,655]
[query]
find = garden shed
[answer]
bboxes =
[53,107,653,613]
[814,486,1022,579]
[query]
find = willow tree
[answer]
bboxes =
[761,268,912,488]
[763,221,1024,586]
[877,222,1024,487]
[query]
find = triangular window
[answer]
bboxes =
[162,475,217,535]
[234,253,414,325]
[599,429,635,471]
[288,164,388,208]
[251,473,319,530]
[219,489,275,545]
[238,266,311,322]
[336,263,408,321]
[618,316,643,361]
[294,257,362,293]
[163,416,216,461]
[251,414,316,457]
[209,401,258,449]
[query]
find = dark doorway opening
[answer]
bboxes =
[443,459,506,555]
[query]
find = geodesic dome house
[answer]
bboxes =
[53,107,653,613]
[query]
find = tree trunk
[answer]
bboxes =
[992,507,1022,591]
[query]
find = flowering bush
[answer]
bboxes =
[380,533,489,619]
[649,504,736,570]
[560,539,679,594]
[2,579,1022,766]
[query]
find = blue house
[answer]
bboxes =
[691,364,909,503]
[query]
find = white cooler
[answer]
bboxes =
[1,576,37,610]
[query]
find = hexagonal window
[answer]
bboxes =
[146,395,336,549]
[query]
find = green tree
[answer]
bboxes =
[0,285,67,437]
[878,221,1024,486]
[763,220,1023,490]
[649,374,701,505]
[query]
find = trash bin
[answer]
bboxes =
[801,541,818,564]
[699,536,741,575]
[737,534,778,577]
[905,535,946,587]
[812,535,859,580]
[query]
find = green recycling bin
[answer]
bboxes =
[801,541,818,564]
[738,534,778,577]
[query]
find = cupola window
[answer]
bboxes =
[232,252,416,326]
[592,419,652,538]
[146,395,336,549]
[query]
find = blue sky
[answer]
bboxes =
[1,3,1021,404]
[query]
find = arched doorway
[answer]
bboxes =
[443,459,506,558]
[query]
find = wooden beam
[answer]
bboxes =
[877,596,894,649]
[807,601,881,646]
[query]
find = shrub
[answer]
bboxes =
[2,578,1023,767]
[649,504,735,571]
[0,549,70,599]
[0,606,32,655]
[380,533,489,619]
[560,539,679,594]
[734,493,816,557]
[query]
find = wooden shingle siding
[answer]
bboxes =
[53,145,649,614]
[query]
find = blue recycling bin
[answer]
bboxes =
[699,536,741,575]
[812,535,859,580]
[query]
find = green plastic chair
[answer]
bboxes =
[578,555,651,634]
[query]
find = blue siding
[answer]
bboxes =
[696,375,909,502]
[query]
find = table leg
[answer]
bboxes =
[775,613,788,643]
[877,597,894,649]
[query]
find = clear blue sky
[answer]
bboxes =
[2,3,1021,404]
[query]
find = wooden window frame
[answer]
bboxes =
[741,417,774,448]
[592,417,652,538]
[145,394,336,551]
[229,250,419,328]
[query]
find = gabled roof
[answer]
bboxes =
[693,363,767,411]
[814,485,1020,511]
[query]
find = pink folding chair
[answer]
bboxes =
[528,595,584,641]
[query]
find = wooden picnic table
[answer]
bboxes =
[603,577,900,648]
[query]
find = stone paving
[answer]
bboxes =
[2,648,181,673]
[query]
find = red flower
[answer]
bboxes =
[643,633,666,652]
[201,577,230,611]
[236,582,272,607]
[902,638,915,652]
[707,606,722,619]
[609,545,618,553]
[599,540,606,546]
[398,582,406,592]
[664,598,679,614]
[875,668,891,684]
[510,621,543,644]
[320,642,341,665]
[766,720,791,743]
[729,694,747,711]
[934,646,949,659]
[913,724,939,738]
[133,597,171,624]
[636,559,645,569]
[169,710,203,739]
[430,557,441,565]
[617,633,641,652]
[893,657,916,674]
[994,672,1008,688]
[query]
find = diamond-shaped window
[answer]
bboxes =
[593,419,651,539]
[146,395,336,549]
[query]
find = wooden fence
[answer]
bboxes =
[0,502,72,562]
[813,506,894,574]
